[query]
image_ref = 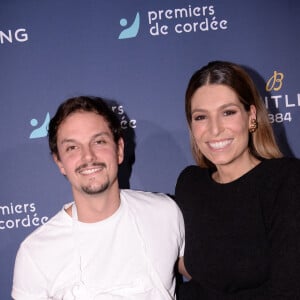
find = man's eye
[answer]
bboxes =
[66,145,77,152]
[95,139,106,145]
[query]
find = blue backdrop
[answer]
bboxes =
[1,1,299,298]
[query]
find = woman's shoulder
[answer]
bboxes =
[177,165,209,181]
[280,157,300,180]
[259,157,300,190]
[262,157,300,173]
[175,165,211,197]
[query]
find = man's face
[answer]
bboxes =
[53,111,124,197]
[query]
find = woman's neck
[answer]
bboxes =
[212,155,261,184]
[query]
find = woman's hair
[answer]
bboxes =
[185,61,282,168]
[48,96,123,159]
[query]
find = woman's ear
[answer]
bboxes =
[249,105,257,119]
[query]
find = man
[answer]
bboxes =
[12,96,184,299]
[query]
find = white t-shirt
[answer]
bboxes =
[12,190,185,300]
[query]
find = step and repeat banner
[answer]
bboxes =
[1,1,299,298]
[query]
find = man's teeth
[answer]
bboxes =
[80,168,101,175]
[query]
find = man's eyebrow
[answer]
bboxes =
[60,132,111,145]
[91,132,111,139]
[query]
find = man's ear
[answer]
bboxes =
[52,154,66,176]
[117,138,125,165]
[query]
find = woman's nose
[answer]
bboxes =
[209,117,223,136]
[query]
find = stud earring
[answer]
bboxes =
[249,118,258,133]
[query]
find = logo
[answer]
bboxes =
[29,112,50,139]
[266,71,284,92]
[117,5,229,40]
[264,71,300,124]
[0,28,28,44]
[118,12,140,39]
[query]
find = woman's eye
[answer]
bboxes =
[194,115,206,121]
[223,110,236,116]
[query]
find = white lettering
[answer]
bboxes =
[0,202,36,215]
[265,94,300,109]
[0,214,49,230]
[15,28,28,42]
[0,30,13,44]
[264,96,269,109]
[0,28,28,44]
[285,94,295,107]
[270,95,281,109]
[150,23,168,36]
[148,5,215,25]
[174,17,228,34]
[148,11,157,24]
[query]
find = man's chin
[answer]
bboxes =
[81,182,109,195]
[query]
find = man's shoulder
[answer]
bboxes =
[121,189,170,200]
[121,189,178,212]
[120,189,183,238]
[20,205,71,249]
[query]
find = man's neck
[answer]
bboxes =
[68,188,121,223]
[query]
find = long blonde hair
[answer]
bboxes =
[185,61,282,168]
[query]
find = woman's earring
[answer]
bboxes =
[249,118,258,133]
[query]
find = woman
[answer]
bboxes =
[176,61,300,299]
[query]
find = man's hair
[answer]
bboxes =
[185,61,282,168]
[48,96,122,159]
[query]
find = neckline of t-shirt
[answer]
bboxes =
[62,195,126,229]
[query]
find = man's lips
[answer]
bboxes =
[76,163,106,174]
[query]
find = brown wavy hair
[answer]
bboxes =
[48,96,123,160]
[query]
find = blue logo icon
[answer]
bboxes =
[118,12,140,39]
[29,112,50,139]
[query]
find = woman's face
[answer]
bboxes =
[190,84,256,171]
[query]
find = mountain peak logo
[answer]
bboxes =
[29,112,50,139]
[118,12,140,39]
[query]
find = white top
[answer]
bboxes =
[12,189,185,300]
